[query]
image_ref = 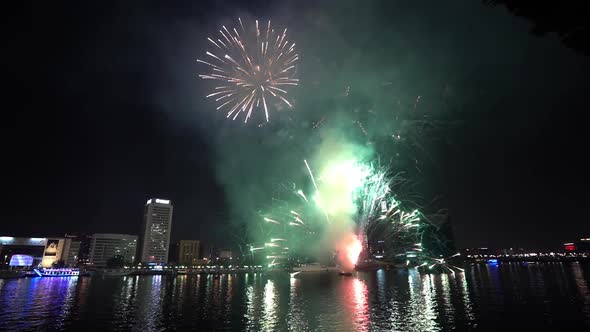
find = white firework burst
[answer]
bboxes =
[197,18,299,123]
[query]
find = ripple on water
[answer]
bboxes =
[0,265,589,331]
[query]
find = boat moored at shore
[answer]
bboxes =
[33,268,81,277]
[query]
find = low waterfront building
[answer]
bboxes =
[0,236,76,268]
[178,240,201,266]
[89,233,137,268]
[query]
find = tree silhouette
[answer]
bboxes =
[484,0,589,55]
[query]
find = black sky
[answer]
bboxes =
[4,0,589,249]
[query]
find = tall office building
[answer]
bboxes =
[139,199,173,264]
[89,233,137,268]
[178,240,200,266]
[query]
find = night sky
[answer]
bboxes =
[5,0,589,250]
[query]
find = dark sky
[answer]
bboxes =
[4,0,589,250]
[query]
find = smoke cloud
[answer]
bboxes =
[309,128,373,270]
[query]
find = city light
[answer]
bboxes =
[9,255,34,267]
[2,5,589,331]
[564,243,576,251]
[29,238,46,242]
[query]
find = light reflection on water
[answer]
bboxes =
[288,275,309,331]
[350,277,369,331]
[0,263,589,331]
[0,276,82,330]
[458,269,475,322]
[572,263,590,326]
[111,276,137,328]
[245,274,262,331]
[261,279,278,331]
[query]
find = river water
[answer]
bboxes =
[0,262,589,331]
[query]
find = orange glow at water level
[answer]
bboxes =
[337,233,363,271]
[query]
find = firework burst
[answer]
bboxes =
[366,196,424,260]
[197,18,299,123]
[256,159,420,268]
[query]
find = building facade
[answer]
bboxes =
[139,199,173,264]
[0,237,74,268]
[178,240,200,266]
[89,233,137,268]
[64,240,81,266]
[168,242,180,264]
[1,237,46,268]
[63,233,92,266]
[219,249,232,259]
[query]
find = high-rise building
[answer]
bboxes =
[89,233,137,268]
[139,199,173,264]
[178,240,200,266]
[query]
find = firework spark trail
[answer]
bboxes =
[414,252,464,273]
[198,18,299,123]
[352,164,398,253]
[304,159,320,197]
[304,159,330,224]
[296,190,308,202]
[259,161,401,266]
[377,200,426,260]
[257,160,435,270]
[264,217,281,224]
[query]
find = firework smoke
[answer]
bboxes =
[256,148,434,271]
[253,128,380,270]
[310,132,373,271]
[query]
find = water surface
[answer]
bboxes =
[1,262,589,331]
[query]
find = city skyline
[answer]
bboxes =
[2,2,589,331]
[3,0,589,250]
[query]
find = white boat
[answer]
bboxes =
[292,263,341,273]
[33,268,80,277]
[97,268,134,276]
